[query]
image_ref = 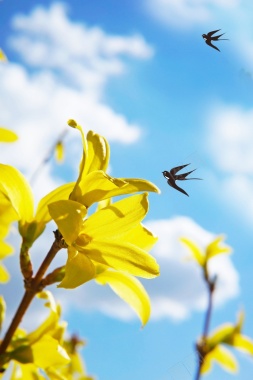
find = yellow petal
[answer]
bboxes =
[48,200,87,245]
[70,170,127,206]
[86,130,110,173]
[0,240,13,257]
[96,270,151,326]
[81,240,159,278]
[0,296,6,332]
[0,127,18,142]
[180,237,205,266]
[71,171,160,207]
[67,120,88,193]
[120,223,158,251]
[35,182,75,224]
[32,335,70,368]
[82,193,149,239]
[117,177,160,195]
[0,263,10,283]
[55,141,64,163]
[203,345,238,374]
[206,235,231,260]
[10,363,45,380]
[58,247,95,288]
[207,323,235,348]
[0,49,7,61]
[0,164,34,225]
[27,291,60,344]
[233,334,253,355]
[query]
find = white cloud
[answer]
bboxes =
[2,216,239,327]
[205,104,253,223]
[0,2,153,188]
[51,216,239,322]
[144,0,239,29]
[145,217,239,320]
[207,105,253,174]
[9,2,153,94]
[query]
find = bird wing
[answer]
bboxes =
[168,179,189,196]
[205,40,220,52]
[207,29,221,37]
[175,169,197,180]
[212,33,228,40]
[170,163,190,176]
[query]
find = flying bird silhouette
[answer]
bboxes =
[162,164,202,197]
[202,29,228,52]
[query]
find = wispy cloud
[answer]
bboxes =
[0,2,154,194]
[53,216,238,322]
[205,103,253,223]
[144,0,239,29]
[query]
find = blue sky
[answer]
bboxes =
[1,0,253,379]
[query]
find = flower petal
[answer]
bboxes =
[203,345,238,374]
[0,164,34,225]
[206,235,231,260]
[86,130,110,173]
[0,296,6,332]
[70,170,127,206]
[58,247,95,288]
[32,335,70,368]
[55,141,64,163]
[207,323,235,348]
[0,127,18,142]
[0,264,10,283]
[120,223,158,251]
[233,334,253,355]
[180,237,205,266]
[71,171,160,207]
[48,200,87,245]
[96,270,151,326]
[82,193,149,239]
[35,182,75,224]
[80,240,159,278]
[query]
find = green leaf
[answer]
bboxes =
[96,270,151,326]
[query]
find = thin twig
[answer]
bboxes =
[194,273,217,380]
[30,129,68,185]
[0,230,66,362]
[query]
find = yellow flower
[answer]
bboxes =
[0,163,74,247]
[180,235,231,268]
[3,291,70,378]
[200,311,253,375]
[48,192,159,288]
[68,119,160,207]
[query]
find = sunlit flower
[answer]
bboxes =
[48,192,159,288]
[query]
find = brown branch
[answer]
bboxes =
[0,230,66,362]
[194,272,217,380]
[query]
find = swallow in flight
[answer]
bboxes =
[202,29,228,52]
[162,164,202,197]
